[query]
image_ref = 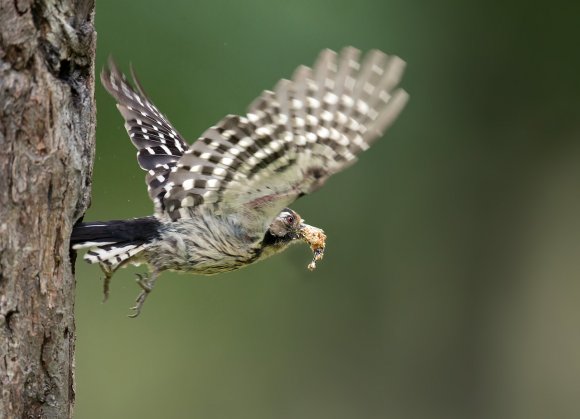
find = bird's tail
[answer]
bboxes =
[71,217,161,270]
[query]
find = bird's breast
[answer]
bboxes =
[143,214,261,275]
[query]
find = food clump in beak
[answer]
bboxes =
[297,224,327,271]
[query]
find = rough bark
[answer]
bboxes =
[0,0,95,417]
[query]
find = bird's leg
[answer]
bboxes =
[99,264,119,302]
[128,271,159,318]
[103,271,112,302]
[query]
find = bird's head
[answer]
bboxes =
[259,208,326,269]
[267,208,304,241]
[259,208,308,256]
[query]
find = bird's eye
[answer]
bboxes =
[285,215,295,225]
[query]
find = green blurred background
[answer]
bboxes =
[75,1,580,418]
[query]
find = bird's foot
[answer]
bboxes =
[128,272,158,318]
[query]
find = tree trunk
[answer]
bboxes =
[0,0,95,417]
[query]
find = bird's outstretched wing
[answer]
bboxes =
[101,58,190,210]
[162,47,408,231]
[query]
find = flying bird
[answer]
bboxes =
[71,47,409,316]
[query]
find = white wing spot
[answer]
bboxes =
[213,167,226,176]
[342,95,354,108]
[206,179,219,188]
[323,92,338,105]
[181,196,194,207]
[291,99,303,109]
[256,126,272,136]
[321,110,333,122]
[269,140,282,151]
[349,120,361,131]
[336,112,348,125]
[356,101,369,114]
[329,128,341,141]
[353,135,369,150]
[317,127,330,138]
[293,117,305,127]
[307,97,321,109]
[239,137,254,148]
[246,156,258,167]
[336,133,349,146]
[379,91,391,103]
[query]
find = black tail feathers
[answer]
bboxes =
[71,216,161,249]
[71,216,162,268]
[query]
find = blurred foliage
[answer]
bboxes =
[75,0,580,418]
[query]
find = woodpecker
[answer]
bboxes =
[72,47,408,316]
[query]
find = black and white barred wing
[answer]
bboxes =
[101,58,189,209]
[163,47,408,229]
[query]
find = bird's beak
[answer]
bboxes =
[293,222,311,239]
[290,227,304,240]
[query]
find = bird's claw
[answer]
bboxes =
[128,272,157,318]
[135,273,153,292]
[128,291,149,318]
